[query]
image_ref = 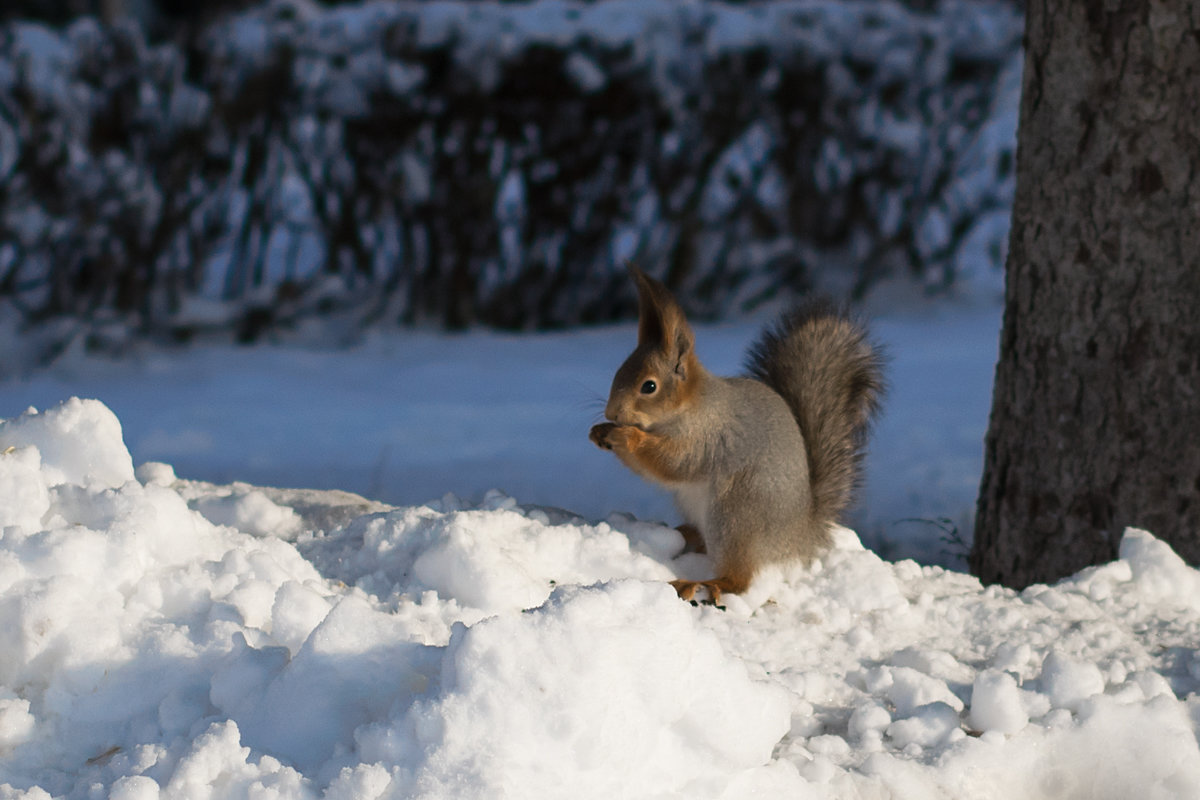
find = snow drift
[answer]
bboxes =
[2,398,1199,799]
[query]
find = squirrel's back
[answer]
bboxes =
[745,300,885,528]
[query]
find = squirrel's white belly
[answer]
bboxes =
[673,482,714,536]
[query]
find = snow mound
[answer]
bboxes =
[2,398,1200,799]
[352,581,791,799]
[299,496,676,617]
[0,397,134,489]
[1119,527,1200,607]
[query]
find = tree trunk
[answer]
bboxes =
[972,0,1200,588]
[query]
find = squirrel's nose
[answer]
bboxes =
[604,395,629,423]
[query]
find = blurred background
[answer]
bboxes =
[0,0,1023,566]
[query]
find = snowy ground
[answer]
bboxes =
[2,396,1200,799]
[0,292,999,568]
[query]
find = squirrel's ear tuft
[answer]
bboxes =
[631,267,694,364]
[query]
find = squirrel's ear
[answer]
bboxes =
[631,266,694,369]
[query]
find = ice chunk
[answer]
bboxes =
[969,669,1028,734]
[886,701,961,748]
[191,489,304,539]
[1040,651,1106,712]
[135,461,177,487]
[0,445,50,532]
[0,691,35,749]
[848,701,892,741]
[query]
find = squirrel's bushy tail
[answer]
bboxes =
[745,300,885,526]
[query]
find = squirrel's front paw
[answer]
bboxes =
[589,422,617,450]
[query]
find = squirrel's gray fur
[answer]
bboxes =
[744,298,886,538]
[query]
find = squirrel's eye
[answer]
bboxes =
[640,380,657,395]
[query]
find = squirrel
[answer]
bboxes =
[589,267,884,604]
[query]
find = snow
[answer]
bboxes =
[1,395,1199,798]
[968,669,1029,734]
[0,397,134,489]
[1,0,1192,791]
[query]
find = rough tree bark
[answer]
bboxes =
[972,1,1200,588]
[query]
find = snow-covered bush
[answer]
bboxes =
[0,0,1020,352]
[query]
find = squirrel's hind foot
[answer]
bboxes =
[669,576,749,607]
